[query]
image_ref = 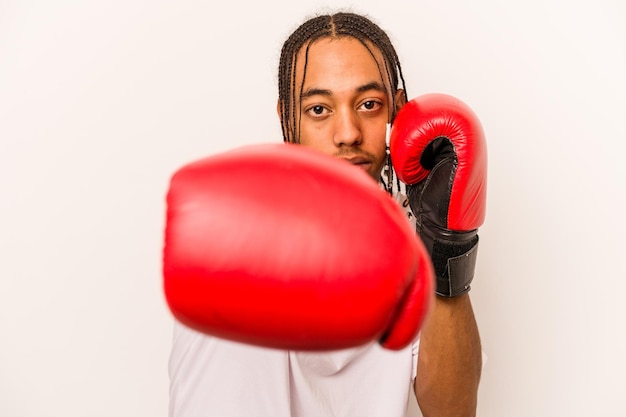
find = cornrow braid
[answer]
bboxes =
[277,12,408,144]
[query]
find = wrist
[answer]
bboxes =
[418,219,479,297]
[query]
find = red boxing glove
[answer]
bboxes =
[163,143,433,351]
[390,93,487,297]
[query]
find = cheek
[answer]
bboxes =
[372,149,387,176]
[365,124,388,155]
[298,124,331,152]
[365,124,389,175]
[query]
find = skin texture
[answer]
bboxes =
[415,294,482,417]
[278,36,482,417]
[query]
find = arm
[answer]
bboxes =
[414,293,481,417]
[388,93,488,416]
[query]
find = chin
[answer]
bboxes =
[369,168,384,182]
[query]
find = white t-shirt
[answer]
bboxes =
[169,324,419,417]
[168,191,420,417]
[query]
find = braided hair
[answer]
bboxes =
[277,11,408,144]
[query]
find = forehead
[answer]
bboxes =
[294,37,388,94]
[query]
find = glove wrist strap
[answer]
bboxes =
[435,236,479,297]
[419,219,479,297]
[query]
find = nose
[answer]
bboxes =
[333,109,362,147]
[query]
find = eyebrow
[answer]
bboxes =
[300,81,387,100]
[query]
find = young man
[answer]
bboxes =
[168,11,482,417]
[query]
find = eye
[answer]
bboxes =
[360,100,382,112]
[311,105,325,115]
[305,105,329,118]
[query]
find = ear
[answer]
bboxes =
[394,89,407,113]
[276,99,282,119]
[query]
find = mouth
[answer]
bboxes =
[340,156,372,173]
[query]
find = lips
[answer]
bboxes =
[340,155,371,166]
[339,156,372,174]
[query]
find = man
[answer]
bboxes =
[167,11,483,417]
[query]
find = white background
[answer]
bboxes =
[1,1,625,416]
